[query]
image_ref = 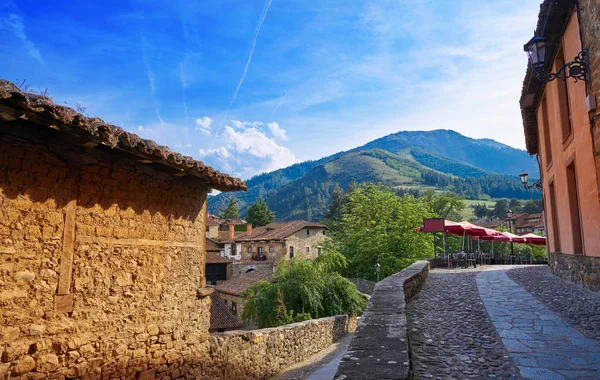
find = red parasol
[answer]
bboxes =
[521,233,547,246]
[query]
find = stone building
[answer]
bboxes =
[520,0,600,289]
[0,79,246,378]
[213,269,274,321]
[232,220,329,276]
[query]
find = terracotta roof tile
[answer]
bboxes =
[0,79,246,192]
[214,269,274,296]
[206,251,236,264]
[209,295,242,331]
[235,220,327,242]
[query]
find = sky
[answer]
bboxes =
[1,0,542,179]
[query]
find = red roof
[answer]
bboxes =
[214,269,274,296]
[209,295,242,331]
[0,79,245,192]
[235,220,327,242]
[205,251,235,264]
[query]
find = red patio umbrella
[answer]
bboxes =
[521,233,547,246]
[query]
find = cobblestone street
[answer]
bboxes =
[407,266,600,380]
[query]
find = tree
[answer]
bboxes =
[523,199,544,214]
[241,253,366,328]
[509,198,522,213]
[321,184,346,231]
[220,197,240,219]
[335,183,434,280]
[473,203,490,219]
[493,199,509,219]
[245,200,275,226]
[422,191,465,220]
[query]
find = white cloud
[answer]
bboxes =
[199,147,230,159]
[231,120,264,129]
[195,116,213,135]
[267,122,288,140]
[7,14,43,64]
[137,125,152,133]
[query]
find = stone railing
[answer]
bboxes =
[204,314,357,379]
[334,260,430,380]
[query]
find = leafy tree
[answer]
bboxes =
[523,199,544,214]
[473,203,490,219]
[335,183,434,281]
[241,253,366,328]
[220,197,240,219]
[245,200,275,226]
[321,185,347,231]
[493,199,509,219]
[509,198,522,213]
[422,191,465,220]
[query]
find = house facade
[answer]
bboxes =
[520,1,600,289]
[0,79,245,378]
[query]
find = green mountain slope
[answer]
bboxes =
[207,129,540,220]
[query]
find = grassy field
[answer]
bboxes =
[458,199,530,221]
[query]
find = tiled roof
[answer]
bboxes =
[206,238,224,252]
[520,0,575,155]
[0,79,246,192]
[235,220,327,242]
[206,251,235,264]
[209,294,242,331]
[207,215,246,226]
[214,269,274,296]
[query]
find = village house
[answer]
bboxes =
[0,79,246,378]
[507,213,545,235]
[213,268,274,321]
[231,220,330,276]
[520,0,600,289]
[208,294,243,333]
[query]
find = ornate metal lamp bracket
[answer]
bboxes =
[537,49,589,85]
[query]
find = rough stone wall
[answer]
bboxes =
[335,261,430,380]
[579,1,600,196]
[0,134,213,379]
[548,251,600,291]
[284,227,329,260]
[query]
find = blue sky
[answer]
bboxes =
[1,0,541,179]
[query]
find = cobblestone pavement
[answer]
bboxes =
[478,268,600,380]
[507,266,600,343]
[407,267,520,379]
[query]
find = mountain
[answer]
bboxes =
[208,130,540,221]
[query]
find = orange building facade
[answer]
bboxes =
[520,0,600,290]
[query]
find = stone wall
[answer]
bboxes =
[548,251,600,291]
[285,227,328,260]
[0,134,213,379]
[334,260,430,380]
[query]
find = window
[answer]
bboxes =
[566,162,583,254]
[555,47,573,142]
[548,181,561,252]
[269,246,274,253]
[231,301,237,315]
[289,246,294,258]
[306,229,310,235]
[317,247,322,256]
[306,247,310,253]
[247,246,252,253]
[541,98,552,167]
[323,230,326,235]
[258,247,264,255]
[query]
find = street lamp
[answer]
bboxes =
[519,171,542,190]
[524,34,590,85]
[375,263,381,283]
[506,210,514,261]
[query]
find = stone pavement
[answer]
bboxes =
[477,268,600,379]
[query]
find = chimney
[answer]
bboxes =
[247,224,253,236]
[228,224,234,241]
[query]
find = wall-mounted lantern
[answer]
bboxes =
[524,35,589,85]
[519,171,542,190]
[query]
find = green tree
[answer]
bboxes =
[321,184,347,231]
[245,200,275,226]
[220,197,240,219]
[509,198,522,213]
[336,183,434,280]
[493,199,509,219]
[422,191,465,220]
[473,203,490,219]
[523,199,544,214]
[241,253,366,328]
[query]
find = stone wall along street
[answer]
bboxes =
[548,251,600,291]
